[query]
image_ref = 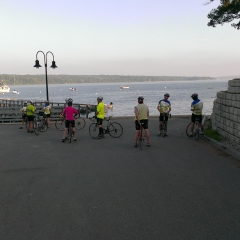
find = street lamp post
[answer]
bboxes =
[33,51,57,101]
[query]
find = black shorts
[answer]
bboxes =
[22,114,26,119]
[65,120,75,128]
[159,113,169,122]
[191,114,202,123]
[97,118,103,125]
[45,114,51,118]
[135,119,148,130]
[27,115,34,121]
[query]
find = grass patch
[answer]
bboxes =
[204,128,222,142]
[203,119,223,141]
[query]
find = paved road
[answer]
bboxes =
[1,117,240,240]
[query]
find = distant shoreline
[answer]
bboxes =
[0,74,217,85]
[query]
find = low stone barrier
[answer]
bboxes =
[212,79,240,148]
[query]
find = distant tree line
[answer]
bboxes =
[0,74,215,85]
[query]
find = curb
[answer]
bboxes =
[202,135,240,161]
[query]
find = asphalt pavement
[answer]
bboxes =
[1,117,240,240]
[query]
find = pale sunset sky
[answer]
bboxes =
[0,0,239,77]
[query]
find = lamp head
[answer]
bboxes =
[50,61,57,69]
[33,60,41,68]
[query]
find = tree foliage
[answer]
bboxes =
[207,0,240,29]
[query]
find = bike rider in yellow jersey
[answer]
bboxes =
[96,96,105,139]
[26,101,35,133]
[43,101,51,128]
[157,93,171,136]
[134,96,150,147]
[190,93,204,136]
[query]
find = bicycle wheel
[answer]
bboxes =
[162,121,166,137]
[55,118,65,131]
[108,122,123,138]
[89,123,99,139]
[39,119,47,132]
[75,117,86,130]
[194,123,199,141]
[25,117,28,129]
[186,123,192,137]
[33,119,39,136]
[68,127,73,143]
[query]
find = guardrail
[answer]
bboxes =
[0,99,96,123]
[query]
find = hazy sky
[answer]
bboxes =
[1,0,239,77]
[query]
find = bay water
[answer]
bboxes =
[1,79,229,116]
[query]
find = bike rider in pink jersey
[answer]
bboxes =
[62,98,79,142]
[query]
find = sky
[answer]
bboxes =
[0,0,239,77]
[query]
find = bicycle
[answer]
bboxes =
[158,113,171,137]
[55,115,86,131]
[89,116,123,139]
[186,116,202,141]
[32,113,48,135]
[67,122,74,143]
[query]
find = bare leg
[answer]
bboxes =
[134,130,140,144]
[145,129,150,144]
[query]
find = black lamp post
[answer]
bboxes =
[33,51,57,101]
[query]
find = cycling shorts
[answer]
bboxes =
[135,119,148,130]
[27,115,34,121]
[22,114,26,119]
[45,114,51,118]
[97,118,103,125]
[191,114,202,123]
[159,113,169,122]
[65,120,75,128]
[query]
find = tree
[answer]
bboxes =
[207,0,240,29]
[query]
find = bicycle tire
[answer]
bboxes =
[68,126,73,143]
[162,121,166,137]
[33,119,39,136]
[194,122,199,141]
[75,117,86,130]
[55,118,65,131]
[25,117,28,129]
[89,123,99,139]
[108,122,123,138]
[186,123,192,137]
[39,119,47,132]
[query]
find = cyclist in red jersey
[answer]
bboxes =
[62,98,78,142]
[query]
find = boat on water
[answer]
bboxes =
[12,90,19,94]
[70,87,77,91]
[120,86,130,89]
[0,80,10,93]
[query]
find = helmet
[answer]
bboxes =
[110,102,113,105]
[66,98,73,106]
[24,102,27,105]
[191,93,198,100]
[138,96,144,100]
[164,93,170,97]
[97,96,103,100]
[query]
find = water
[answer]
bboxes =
[1,79,229,116]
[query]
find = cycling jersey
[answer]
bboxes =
[158,99,171,113]
[97,102,104,119]
[63,106,78,120]
[191,99,203,115]
[134,104,149,120]
[26,104,35,116]
[43,105,51,115]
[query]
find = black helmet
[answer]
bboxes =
[67,98,73,106]
[191,93,198,100]
[138,96,144,100]
[164,93,170,97]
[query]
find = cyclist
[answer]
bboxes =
[43,101,51,128]
[134,96,150,147]
[19,102,27,129]
[62,98,78,142]
[157,93,171,136]
[26,101,35,133]
[190,93,204,136]
[96,96,105,139]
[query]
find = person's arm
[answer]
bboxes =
[134,107,140,123]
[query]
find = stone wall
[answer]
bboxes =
[212,79,240,144]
